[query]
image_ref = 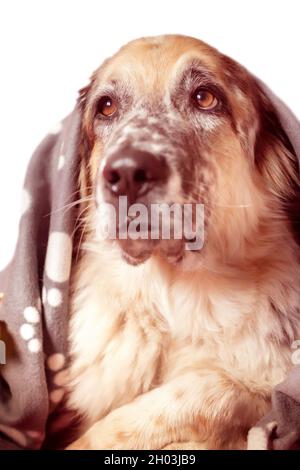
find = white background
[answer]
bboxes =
[0,0,299,270]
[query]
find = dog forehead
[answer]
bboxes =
[94,35,222,92]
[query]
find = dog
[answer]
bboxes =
[65,35,300,449]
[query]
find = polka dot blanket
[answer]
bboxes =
[0,82,300,450]
[0,108,81,449]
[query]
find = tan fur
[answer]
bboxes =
[66,35,300,450]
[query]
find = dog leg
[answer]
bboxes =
[162,441,209,450]
[66,369,269,450]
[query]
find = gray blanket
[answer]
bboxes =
[0,75,300,450]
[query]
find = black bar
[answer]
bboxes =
[0,450,299,467]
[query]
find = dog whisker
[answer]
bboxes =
[46,195,94,218]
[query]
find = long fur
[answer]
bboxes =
[66,35,300,450]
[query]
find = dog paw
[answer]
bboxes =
[66,412,144,450]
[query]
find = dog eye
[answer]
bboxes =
[97,96,117,117]
[193,88,218,110]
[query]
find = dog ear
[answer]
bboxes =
[77,70,98,142]
[220,54,299,199]
[254,84,299,201]
[78,82,92,111]
[254,84,300,242]
[77,73,98,199]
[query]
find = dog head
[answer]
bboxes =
[78,35,298,267]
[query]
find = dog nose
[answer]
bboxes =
[102,148,169,202]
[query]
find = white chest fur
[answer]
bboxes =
[68,244,300,428]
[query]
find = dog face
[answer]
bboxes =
[79,35,297,266]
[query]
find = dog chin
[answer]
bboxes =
[118,238,185,266]
[121,250,151,266]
